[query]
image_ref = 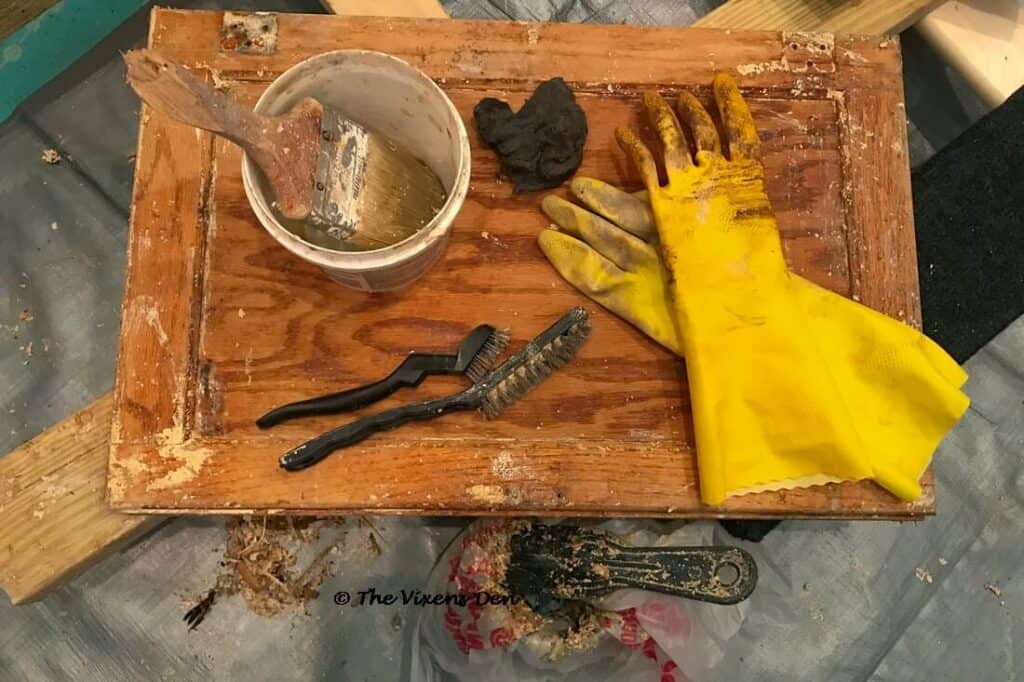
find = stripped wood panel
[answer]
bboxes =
[109,11,928,518]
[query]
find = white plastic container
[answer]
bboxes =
[242,50,471,292]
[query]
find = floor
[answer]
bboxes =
[1,2,1017,681]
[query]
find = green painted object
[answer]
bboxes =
[0,0,147,122]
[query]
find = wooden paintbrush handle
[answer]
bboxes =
[123,49,322,219]
[123,49,265,150]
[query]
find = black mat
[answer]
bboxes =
[914,85,1024,363]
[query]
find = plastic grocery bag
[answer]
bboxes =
[405,519,747,682]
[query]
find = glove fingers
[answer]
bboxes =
[712,73,761,162]
[642,90,692,172]
[538,228,628,297]
[676,91,723,158]
[541,195,656,270]
[615,127,661,194]
[570,177,656,241]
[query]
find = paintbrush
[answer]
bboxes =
[279,307,591,471]
[122,49,446,250]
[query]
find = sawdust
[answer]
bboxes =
[18,310,33,322]
[915,567,934,584]
[472,520,545,639]
[469,522,610,662]
[41,149,61,164]
[189,515,348,623]
[540,610,605,661]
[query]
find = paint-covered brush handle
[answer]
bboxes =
[593,545,757,605]
[278,391,477,470]
[124,49,268,148]
[123,49,322,220]
[508,525,757,607]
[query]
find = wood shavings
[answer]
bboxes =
[984,582,1003,599]
[41,149,61,164]
[358,516,384,557]
[537,610,605,661]
[915,567,933,584]
[18,310,33,322]
[186,515,347,626]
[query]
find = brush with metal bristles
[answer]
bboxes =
[257,324,509,428]
[279,307,590,471]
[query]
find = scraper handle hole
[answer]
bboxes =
[715,561,741,587]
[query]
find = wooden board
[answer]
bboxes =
[109,10,928,518]
[917,0,1024,107]
[0,395,160,604]
[699,0,944,34]
[319,0,447,19]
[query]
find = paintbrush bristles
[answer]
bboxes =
[479,318,591,419]
[350,134,448,249]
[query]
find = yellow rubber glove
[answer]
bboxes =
[569,74,971,504]
[539,178,970,502]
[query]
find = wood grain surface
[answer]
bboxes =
[109,11,929,518]
[319,0,447,19]
[0,395,160,604]
[698,0,944,34]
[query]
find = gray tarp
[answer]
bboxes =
[2,2,1016,680]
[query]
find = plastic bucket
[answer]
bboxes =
[242,50,471,292]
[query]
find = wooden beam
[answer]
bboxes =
[917,0,1024,107]
[695,0,945,34]
[0,394,160,604]
[318,0,447,19]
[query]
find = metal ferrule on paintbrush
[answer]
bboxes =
[279,307,591,471]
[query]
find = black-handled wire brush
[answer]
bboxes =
[279,307,591,471]
[257,324,510,428]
